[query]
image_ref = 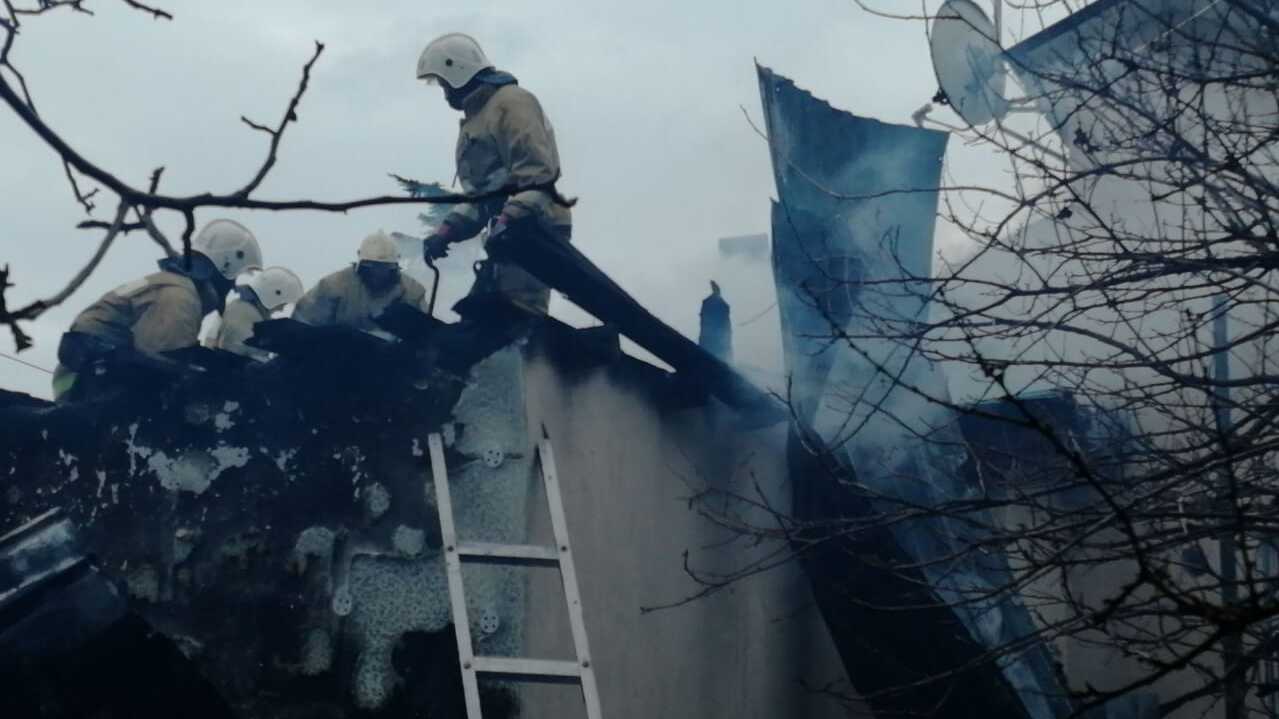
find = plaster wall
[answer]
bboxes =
[509,347,857,719]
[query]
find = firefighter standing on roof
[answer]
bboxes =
[418,33,572,314]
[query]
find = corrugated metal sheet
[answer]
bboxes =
[760,64,1071,719]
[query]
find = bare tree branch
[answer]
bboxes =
[0,201,128,345]
[235,40,323,197]
[118,0,170,21]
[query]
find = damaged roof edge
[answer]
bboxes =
[492,231,786,425]
[1006,0,1133,59]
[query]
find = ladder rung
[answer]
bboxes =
[456,541,560,566]
[471,655,583,684]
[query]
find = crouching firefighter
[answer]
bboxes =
[210,266,304,361]
[293,231,430,333]
[417,33,574,315]
[51,220,264,402]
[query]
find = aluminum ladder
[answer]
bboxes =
[427,433,603,719]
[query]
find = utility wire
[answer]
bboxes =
[1135,0,1226,53]
[736,301,778,327]
[0,350,52,375]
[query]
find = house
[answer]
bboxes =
[0,303,852,717]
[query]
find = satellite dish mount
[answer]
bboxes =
[916,0,1064,160]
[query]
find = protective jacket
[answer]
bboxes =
[292,266,428,332]
[211,297,271,361]
[52,270,205,400]
[445,80,571,313]
[446,82,571,237]
[66,271,204,354]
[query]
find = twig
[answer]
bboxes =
[13,201,127,313]
[178,208,194,257]
[11,1,92,17]
[133,166,176,256]
[118,0,171,20]
[77,219,144,232]
[0,201,129,348]
[61,159,97,213]
[0,32,98,213]
[133,207,175,257]
[0,265,32,349]
[235,41,324,197]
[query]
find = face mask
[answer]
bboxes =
[444,73,487,111]
[358,262,400,293]
[444,84,468,110]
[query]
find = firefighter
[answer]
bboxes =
[293,231,428,332]
[210,266,304,361]
[52,219,264,402]
[416,33,572,314]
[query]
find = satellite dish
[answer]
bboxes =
[929,0,1009,126]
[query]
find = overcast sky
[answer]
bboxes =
[0,0,1071,398]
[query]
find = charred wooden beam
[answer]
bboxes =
[488,229,782,423]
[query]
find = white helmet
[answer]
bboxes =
[247,266,304,311]
[193,219,263,280]
[357,230,401,263]
[417,33,492,89]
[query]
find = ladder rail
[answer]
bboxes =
[428,432,603,719]
[537,439,604,719]
[428,433,484,718]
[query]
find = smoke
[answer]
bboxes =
[550,233,784,376]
